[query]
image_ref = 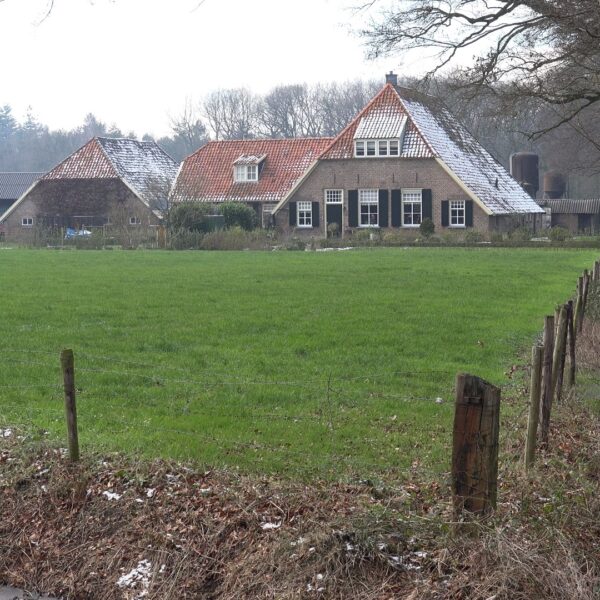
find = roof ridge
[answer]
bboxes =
[391,86,437,157]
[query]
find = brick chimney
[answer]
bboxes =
[385,71,398,86]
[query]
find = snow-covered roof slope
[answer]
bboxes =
[354,110,407,140]
[396,87,543,215]
[43,137,178,208]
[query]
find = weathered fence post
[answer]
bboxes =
[567,300,576,388]
[574,276,584,335]
[61,349,80,462]
[593,260,600,282]
[552,304,568,403]
[539,315,555,446]
[452,373,501,516]
[525,345,544,469]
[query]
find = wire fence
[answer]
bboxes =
[0,347,456,478]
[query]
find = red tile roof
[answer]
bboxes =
[171,138,333,204]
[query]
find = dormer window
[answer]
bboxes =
[355,139,400,158]
[234,164,258,182]
[233,154,266,182]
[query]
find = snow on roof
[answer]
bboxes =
[171,138,333,204]
[354,110,407,140]
[396,87,543,215]
[43,137,179,208]
[233,154,267,166]
[0,172,43,200]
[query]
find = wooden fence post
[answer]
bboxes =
[593,261,600,282]
[452,373,501,516]
[567,300,576,388]
[551,304,568,404]
[539,315,555,446]
[574,276,584,335]
[525,345,544,469]
[582,270,590,324]
[61,349,80,462]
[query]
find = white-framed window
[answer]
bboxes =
[325,189,343,204]
[402,189,422,227]
[129,216,141,226]
[359,189,379,227]
[21,217,33,227]
[450,200,466,227]
[262,203,277,228]
[234,164,258,182]
[354,139,400,158]
[297,201,312,228]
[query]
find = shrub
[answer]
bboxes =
[509,226,532,242]
[200,227,273,251]
[170,203,215,233]
[464,230,485,243]
[168,229,205,250]
[220,202,259,231]
[419,218,435,238]
[549,226,571,242]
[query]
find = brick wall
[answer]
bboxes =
[275,157,490,237]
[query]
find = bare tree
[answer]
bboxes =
[203,88,259,140]
[362,0,600,164]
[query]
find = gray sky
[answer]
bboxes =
[0,0,405,137]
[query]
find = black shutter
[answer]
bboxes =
[348,190,358,227]
[391,190,402,227]
[289,202,297,226]
[422,189,432,220]
[312,202,320,229]
[465,200,473,227]
[378,189,389,228]
[441,200,449,227]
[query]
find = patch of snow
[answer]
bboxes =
[1,428,13,438]
[117,559,152,598]
[260,521,281,530]
[435,397,444,404]
[146,488,155,498]
[102,491,122,501]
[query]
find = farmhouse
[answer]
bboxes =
[0,137,179,241]
[171,74,544,236]
[170,137,333,228]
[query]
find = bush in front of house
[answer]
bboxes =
[200,226,274,251]
[419,218,435,238]
[220,202,259,231]
[548,226,571,242]
[170,203,216,233]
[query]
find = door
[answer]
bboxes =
[325,189,343,237]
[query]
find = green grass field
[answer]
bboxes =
[0,247,596,478]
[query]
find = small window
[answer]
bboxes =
[354,139,401,158]
[355,141,365,157]
[359,189,379,227]
[366,141,376,156]
[21,217,33,227]
[378,140,388,156]
[325,189,343,204]
[450,200,466,227]
[129,216,141,226]
[234,164,258,182]
[297,201,312,228]
[262,203,277,228]
[402,189,422,227]
[389,140,399,156]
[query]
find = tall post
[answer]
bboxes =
[539,316,555,446]
[567,300,576,388]
[61,349,80,462]
[551,305,568,403]
[525,345,544,469]
[452,373,501,516]
[574,276,584,335]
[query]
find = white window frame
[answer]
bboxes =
[402,189,422,227]
[21,217,33,227]
[354,139,401,158]
[129,216,142,226]
[234,164,258,182]
[449,200,466,227]
[324,189,343,204]
[297,201,312,228]
[359,189,379,227]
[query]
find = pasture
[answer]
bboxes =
[0,247,596,478]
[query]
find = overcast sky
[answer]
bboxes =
[0,0,408,138]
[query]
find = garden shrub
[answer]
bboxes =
[549,226,571,242]
[170,203,216,233]
[220,202,259,231]
[509,226,532,242]
[419,218,435,238]
[464,230,486,243]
